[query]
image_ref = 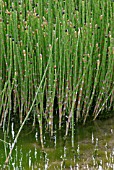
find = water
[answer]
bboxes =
[0,117,114,170]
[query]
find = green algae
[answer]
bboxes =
[0,116,114,169]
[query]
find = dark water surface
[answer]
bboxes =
[0,116,114,170]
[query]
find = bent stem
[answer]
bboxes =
[4,55,51,165]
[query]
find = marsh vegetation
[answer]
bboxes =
[0,0,114,165]
[0,116,114,169]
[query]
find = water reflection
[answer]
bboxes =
[0,116,114,169]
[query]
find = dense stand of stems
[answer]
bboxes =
[0,0,114,138]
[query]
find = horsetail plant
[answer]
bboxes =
[0,0,114,164]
